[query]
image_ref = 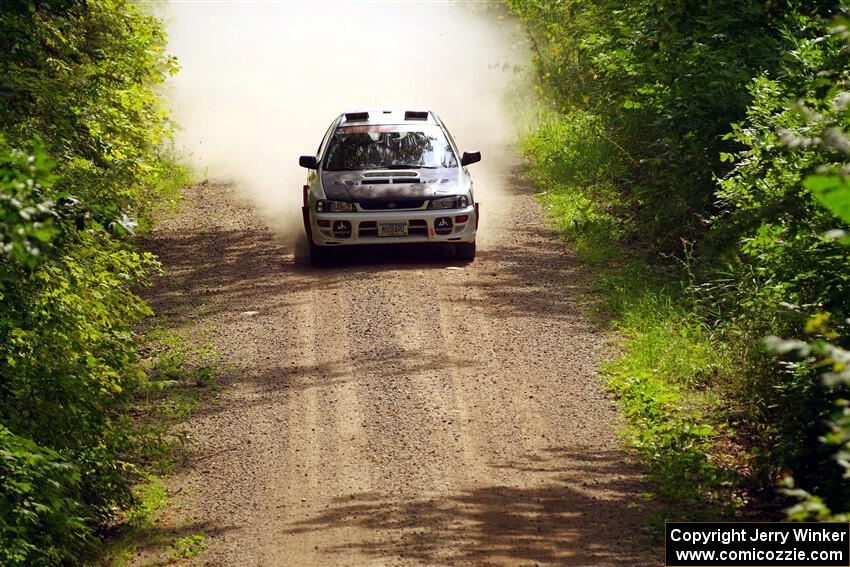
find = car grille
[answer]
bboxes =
[358,221,378,237]
[408,219,428,235]
[357,199,425,211]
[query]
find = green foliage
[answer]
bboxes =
[711,58,850,328]
[510,0,850,520]
[507,0,823,251]
[166,534,206,562]
[0,425,89,566]
[89,326,222,566]
[705,17,850,506]
[608,370,724,515]
[762,63,850,520]
[520,102,740,516]
[0,1,183,563]
[135,154,192,234]
[767,315,850,521]
[598,263,739,518]
[604,279,729,390]
[522,108,625,264]
[133,328,221,473]
[0,0,178,229]
[123,477,168,529]
[90,475,167,567]
[0,143,58,268]
[805,176,850,227]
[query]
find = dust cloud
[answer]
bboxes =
[164,1,529,243]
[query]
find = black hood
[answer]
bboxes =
[321,168,466,201]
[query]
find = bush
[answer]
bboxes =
[705,18,850,507]
[0,1,180,562]
[0,425,89,566]
[509,0,850,516]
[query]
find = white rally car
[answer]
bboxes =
[299,109,480,264]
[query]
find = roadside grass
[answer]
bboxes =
[88,325,221,566]
[135,152,194,234]
[91,476,168,567]
[521,108,624,267]
[134,326,221,471]
[166,535,207,563]
[598,268,743,523]
[524,108,746,532]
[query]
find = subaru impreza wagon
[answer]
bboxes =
[299,109,480,264]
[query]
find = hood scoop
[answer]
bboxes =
[361,170,421,184]
[320,168,461,201]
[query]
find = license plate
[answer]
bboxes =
[378,222,408,237]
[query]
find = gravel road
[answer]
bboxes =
[139,172,652,566]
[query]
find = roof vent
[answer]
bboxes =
[404,111,429,121]
[344,111,369,121]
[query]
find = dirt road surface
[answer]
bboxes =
[140,173,652,566]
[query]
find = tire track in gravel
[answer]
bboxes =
[138,173,654,566]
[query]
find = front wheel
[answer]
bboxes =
[309,241,333,265]
[455,241,476,262]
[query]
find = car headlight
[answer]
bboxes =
[429,195,469,210]
[316,200,353,213]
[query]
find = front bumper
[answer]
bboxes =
[303,204,478,247]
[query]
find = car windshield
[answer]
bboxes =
[323,125,458,171]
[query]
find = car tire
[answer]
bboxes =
[309,241,333,265]
[455,241,476,262]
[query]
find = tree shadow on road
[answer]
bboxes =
[282,446,652,566]
[142,178,599,328]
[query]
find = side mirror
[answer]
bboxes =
[299,155,319,169]
[461,151,481,166]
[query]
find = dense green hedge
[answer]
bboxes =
[0,1,178,563]
[508,0,850,515]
